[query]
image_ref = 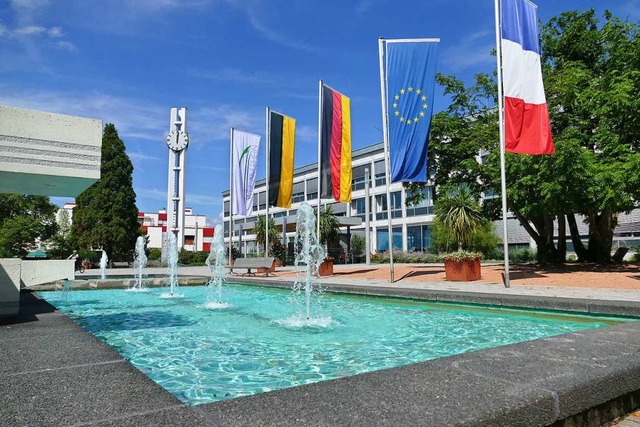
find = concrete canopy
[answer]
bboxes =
[0,105,102,197]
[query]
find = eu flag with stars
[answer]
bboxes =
[385,40,438,183]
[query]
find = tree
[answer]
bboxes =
[413,9,640,265]
[317,204,340,253]
[70,124,140,261]
[254,215,279,255]
[433,186,484,252]
[540,9,640,263]
[0,194,58,257]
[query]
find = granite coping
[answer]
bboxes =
[1,289,640,426]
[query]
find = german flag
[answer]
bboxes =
[320,84,351,202]
[268,110,296,208]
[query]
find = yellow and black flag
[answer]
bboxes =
[268,110,296,208]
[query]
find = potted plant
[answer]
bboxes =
[228,245,241,266]
[254,215,280,256]
[434,185,484,281]
[270,240,286,268]
[317,205,340,276]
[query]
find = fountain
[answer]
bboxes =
[99,250,108,280]
[204,224,228,309]
[128,236,149,292]
[280,202,332,327]
[161,232,184,298]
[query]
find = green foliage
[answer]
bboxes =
[70,124,140,262]
[350,234,366,261]
[431,219,499,257]
[0,194,58,257]
[147,247,162,261]
[254,215,279,254]
[178,249,209,265]
[317,205,340,247]
[229,245,241,261]
[439,251,482,263]
[370,251,440,264]
[419,9,640,265]
[270,240,286,263]
[433,185,484,252]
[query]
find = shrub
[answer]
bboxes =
[147,247,161,261]
[439,251,482,263]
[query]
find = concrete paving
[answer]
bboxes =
[2,265,640,426]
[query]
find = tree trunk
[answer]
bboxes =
[566,213,588,261]
[586,210,617,264]
[556,215,567,263]
[513,211,559,265]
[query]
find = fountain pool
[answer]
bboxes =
[38,284,630,406]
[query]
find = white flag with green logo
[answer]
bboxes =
[232,130,261,216]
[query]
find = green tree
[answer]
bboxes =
[254,215,279,255]
[317,204,340,252]
[433,186,484,252]
[413,9,640,265]
[70,124,140,261]
[0,194,58,257]
[540,9,640,263]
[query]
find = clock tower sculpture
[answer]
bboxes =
[165,107,189,253]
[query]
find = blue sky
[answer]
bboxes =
[1,0,638,225]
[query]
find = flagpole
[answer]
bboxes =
[378,38,395,283]
[229,127,234,266]
[494,0,511,288]
[317,79,323,241]
[265,107,270,257]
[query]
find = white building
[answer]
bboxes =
[57,203,215,252]
[138,208,214,252]
[223,142,640,259]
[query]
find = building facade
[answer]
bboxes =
[223,142,640,258]
[138,208,214,252]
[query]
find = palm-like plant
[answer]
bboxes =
[318,205,340,251]
[434,185,483,252]
[254,215,279,255]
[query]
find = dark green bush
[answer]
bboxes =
[147,247,161,261]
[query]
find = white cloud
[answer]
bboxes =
[441,30,494,71]
[47,26,62,37]
[191,104,263,143]
[0,86,166,142]
[55,40,77,51]
[128,151,161,163]
[244,4,317,53]
[296,125,316,144]
[13,25,46,36]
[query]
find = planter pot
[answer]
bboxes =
[318,258,334,276]
[444,258,481,281]
[83,261,91,270]
[274,259,282,268]
[258,267,270,274]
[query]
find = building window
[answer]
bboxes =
[224,200,230,217]
[292,181,305,203]
[376,227,402,252]
[258,191,266,210]
[375,192,401,220]
[184,236,194,245]
[351,197,372,221]
[374,159,386,186]
[407,225,432,252]
[352,164,368,191]
[306,177,318,201]
[376,194,387,220]
[406,186,433,217]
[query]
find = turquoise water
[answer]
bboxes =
[40,284,626,405]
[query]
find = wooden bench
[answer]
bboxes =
[227,257,275,277]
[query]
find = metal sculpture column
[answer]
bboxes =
[163,107,189,263]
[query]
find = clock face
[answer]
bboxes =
[166,130,189,151]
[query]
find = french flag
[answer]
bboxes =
[501,0,554,154]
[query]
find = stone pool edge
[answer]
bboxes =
[17,279,640,426]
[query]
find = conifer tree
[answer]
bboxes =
[71,124,139,261]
